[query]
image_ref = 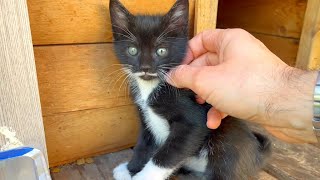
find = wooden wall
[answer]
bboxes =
[27,0,196,167]
[217,0,307,66]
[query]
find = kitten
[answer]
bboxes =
[109,0,271,179]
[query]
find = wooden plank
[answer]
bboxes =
[308,31,320,69]
[250,124,320,179]
[34,43,133,116]
[0,0,47,159]
[34,43,141,166]
[254,171,277,180]
[27,0,195,45]
[51,149,277,180]
[296,0,320,69]
[265,141,320,179]
[51,165,82,180]
[253,33,299,66]
[94,149,133,179]
[217,0,307,39]
[77,163,104,180]
[51,149,133,179]
[45,106,139,167]
[194,0,218,35]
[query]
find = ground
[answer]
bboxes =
[50,126,320,180]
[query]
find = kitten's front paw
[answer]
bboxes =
[113,162,132,180]
[132,161,171,180]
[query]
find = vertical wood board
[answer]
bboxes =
[194,0,218,35]
[296,0,320,69]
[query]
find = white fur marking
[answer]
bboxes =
[132,160,174,180]
[144,107,170,145]
[173,10,183,19]
[184,149,208,173]
[135,76,170,145]
[113,162,131,180]
[135,77,159,102]
[184,156,208,173]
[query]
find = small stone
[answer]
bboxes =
[51,167,60,173]
[76,158,85,165]
[85,157,94,164]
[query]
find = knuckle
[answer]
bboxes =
[192,70,204,92]
[231,28,249,35]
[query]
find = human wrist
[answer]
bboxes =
[267,67,317,142]
[267,66,317,131]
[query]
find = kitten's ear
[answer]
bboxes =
[164,0,189,33]
[109,0,133,36]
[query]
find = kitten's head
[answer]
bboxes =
[109,0,189,81]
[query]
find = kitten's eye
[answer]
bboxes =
[156,48,168,57]
[128,46,138,56]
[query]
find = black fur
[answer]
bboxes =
[109,0,271,179]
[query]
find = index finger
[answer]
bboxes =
[183,29,225,64]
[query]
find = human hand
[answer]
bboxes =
[168,29,318,143]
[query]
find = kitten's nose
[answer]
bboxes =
[141,65,151,73]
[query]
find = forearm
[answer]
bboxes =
[259,67,318,143]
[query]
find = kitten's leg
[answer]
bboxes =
[113,126,156,180]
[127,128,156,176]
[133,117,209,180]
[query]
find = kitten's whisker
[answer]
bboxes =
[125,75,135,101]
[164,37,187,40]
[158,63,180,67]
[105,67,130,89]
[163,69,179,98]
[113,39,134,43]
[111,73,128,95]
[118,73,131,99]
[112,32,135,42]
[158,69,179,101]
[111,24,137,41]
[105,68,126,79]
[106,71,126,93]
[156,25,171,43]
[156,25,181,43]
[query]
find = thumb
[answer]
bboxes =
[167,65,201,89]
[168,65,220,103]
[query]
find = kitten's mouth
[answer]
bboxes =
[135,72,158,81]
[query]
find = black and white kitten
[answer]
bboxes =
[109,0,271,179]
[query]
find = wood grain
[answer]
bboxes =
[0,0,47,160]
[265,140,320,179]
[194,0,218,35]
[308,31,320,69]
[34,43,140,166]
[254,171,277,180]
[217,0,307,39]
[264,125,317,144]
[51,142,320,179]
[51,148,277,180]
[253,33,300,66]
[45,106,139,167]
[250,125,320,179]
[51,149,133,179]
[27,0,195,45]
[296,0,320,70]
[34,43,133,116]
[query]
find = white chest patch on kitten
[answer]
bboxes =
[135,77,170,145]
